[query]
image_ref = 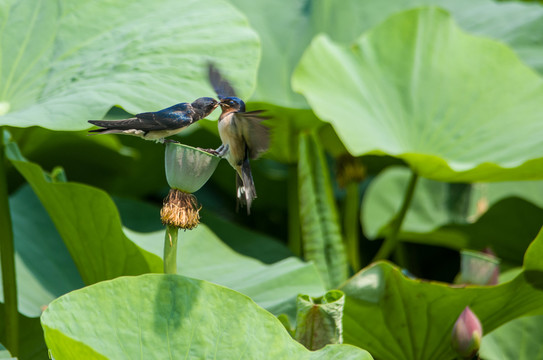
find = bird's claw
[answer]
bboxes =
[163,139,180,144]
[215,144,229,158]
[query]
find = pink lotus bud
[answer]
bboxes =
[451,306,483,358]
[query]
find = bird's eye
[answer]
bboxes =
[229,100,235,106]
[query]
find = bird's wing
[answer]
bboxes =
[135,109,193,130]
[235,110,271,159]
[208,63,237,99]
[88,109,192,131]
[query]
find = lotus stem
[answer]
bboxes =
[163,225,179,274]
[343,181,361,271]
[372,171,419,262]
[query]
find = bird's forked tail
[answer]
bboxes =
[236,156,257,214]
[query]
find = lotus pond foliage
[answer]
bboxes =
[1,0,543,359]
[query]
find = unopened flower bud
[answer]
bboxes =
[451,306,483,358]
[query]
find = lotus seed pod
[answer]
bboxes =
[164,142,220,193]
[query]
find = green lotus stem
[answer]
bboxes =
[163,225,179,274]
[287,164,302,257]
[343,181,361,271]
[373,171,419,262]
[0,129,18,356]
[393,242,409,269]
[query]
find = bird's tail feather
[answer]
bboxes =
[236,157,256,214]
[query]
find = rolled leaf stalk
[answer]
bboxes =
[373,171,419,262]
[298,132,348,289]
[295,290,345,350]
[161,143,220,274]
[0,129,18,356]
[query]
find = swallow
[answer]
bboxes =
[88,97,219,142]
[208,64,270,214]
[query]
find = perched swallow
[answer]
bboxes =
[208,64,270,214]
[88,97,219,142]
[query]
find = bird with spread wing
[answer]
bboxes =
[208,64,270,214]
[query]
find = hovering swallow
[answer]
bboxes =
[208,64,270,214]
[88,97,219,142]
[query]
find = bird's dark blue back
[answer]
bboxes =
[135,102,192,125]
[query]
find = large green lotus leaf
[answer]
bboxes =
[223,0,543,165]
[41,275,373,360]
[0,0,258,130]
[341,228,543,360]
[128,226,326,319]
[314,0,543,74]
[480,315,543,360]
[226,0,543,110]
[293,8,543,182]
[362,166,543,264]
[4,136,163,284]
[0,185,83,317]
